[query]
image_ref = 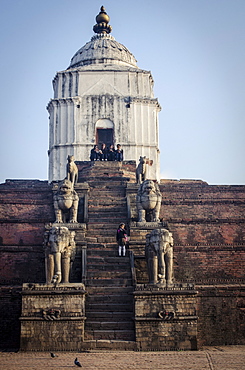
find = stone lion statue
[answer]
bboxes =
[43,226,76,284]
[66,155,78,187]
[136,179,162,222]
[53,179,79,223]
[145,228,174,287]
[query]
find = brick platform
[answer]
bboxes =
[0,346,245,370]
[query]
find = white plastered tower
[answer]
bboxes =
[47,6,161,182]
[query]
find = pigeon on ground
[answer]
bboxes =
[50,352,58,358]
[74,357,82,367]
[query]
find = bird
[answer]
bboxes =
[74,357,82,367]
[50,352,58,358]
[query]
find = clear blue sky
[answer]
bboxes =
[0,0,244,185]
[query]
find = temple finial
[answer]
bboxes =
[93,6,112,34]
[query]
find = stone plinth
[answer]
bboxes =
[20,283,86,351]
[134,286,198,351]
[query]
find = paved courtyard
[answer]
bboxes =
[0,346,245,370]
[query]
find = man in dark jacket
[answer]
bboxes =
[107,144,115,161]
[115,144,123,161]
[90,145,101,161]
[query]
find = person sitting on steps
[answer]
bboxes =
[90,145,101,161]
[115,144,123,161]
[107,144,115,161]
[100,143,107,161]
[116,223,127,256]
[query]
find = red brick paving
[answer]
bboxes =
[0,346,245,370]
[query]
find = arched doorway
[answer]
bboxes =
[95,119,114,148]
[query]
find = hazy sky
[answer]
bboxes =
[0,0,244,185]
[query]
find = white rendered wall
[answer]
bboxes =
[48,66,161,182]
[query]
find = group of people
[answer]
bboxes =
[90,143,123,162]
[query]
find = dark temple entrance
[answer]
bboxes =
[96,128,114,149]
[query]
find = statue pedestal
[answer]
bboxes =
[20,283,86,351]
[134,286,198,351]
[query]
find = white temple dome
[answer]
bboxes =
[68,34,138,69]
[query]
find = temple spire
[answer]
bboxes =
[93,6,112,34]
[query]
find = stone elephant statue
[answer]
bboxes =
[43,226,76,284]
[145,228,174,287]
[136,179,162,222]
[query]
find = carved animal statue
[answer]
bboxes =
[53,179,79,223]
[136,179,162,222]
[136,156,153,184]
[66,155,78,187]
[43,226,76,284]
[145,228,174,286]
[136,156,147,184]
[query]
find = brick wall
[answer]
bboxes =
[197,285,245,346]
[0,180,53,348]
[0,180,53,285]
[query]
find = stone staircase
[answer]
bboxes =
[79,162,136,348]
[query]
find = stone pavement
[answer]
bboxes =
[0,346,245,370]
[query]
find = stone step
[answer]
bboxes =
[85,232,124,239]
[86,230,118,237]
[85,232,120,238]
[85,236,118,243]
[88,180,127,185]
[86,286,134,295]
[85,278,133,287]
[88,199,127,206]
[87,223,125,230]
[80,173,129,179]
[88,186,126,191]
[88,191,126,196]
[84,320,134,331]
[88,206,126,212]
[92,236,117,243]
[85,310,134,320]
[81,340,137,351]
[87,263,131,272]
[88,217,127,224]
[81,171,132,178]
[87,211,127,218]
[88,206,126,213]
[88,193,126,199]
[86,253,131,260]
[86,270,131,279]
[86,294,133,304]
[84,329,135,341]
[81,172,130,178]
[86,242,117,248]
[87,254,130,268]
[88,182,127,189]
[86,303,133,312]
[86,249,129,256]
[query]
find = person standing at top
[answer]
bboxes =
[116,223,127,256]
[115,144,123,161]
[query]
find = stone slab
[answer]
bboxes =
[20,283,86,351]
